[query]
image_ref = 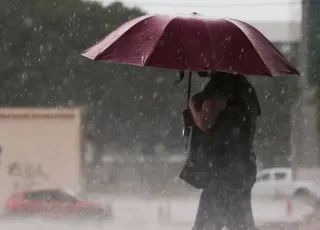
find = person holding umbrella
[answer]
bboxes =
[82,12,300,230]
[181,71,260,230]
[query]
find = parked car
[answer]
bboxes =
[252,167,320,198]
[3,188,112,220]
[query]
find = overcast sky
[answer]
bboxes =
[95,0,301,22]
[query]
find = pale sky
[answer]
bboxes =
[96,0,301,22]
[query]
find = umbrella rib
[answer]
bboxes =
[203,20,216,70]
[96,15,155,60]
[224,19,272,76]
[143,19,174,66]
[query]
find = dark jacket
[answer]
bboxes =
[180,74,260,189]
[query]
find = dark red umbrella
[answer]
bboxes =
[82,13,299,77]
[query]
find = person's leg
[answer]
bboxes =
[224,158,257,230]
[192,186,224,230]
[225,191,256,230]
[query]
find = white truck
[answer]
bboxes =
[252,167,320,198]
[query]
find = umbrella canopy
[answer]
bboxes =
[82,13,299,77]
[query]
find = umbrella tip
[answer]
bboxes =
[191,12,198,15]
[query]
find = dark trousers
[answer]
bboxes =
[192,173,256,230]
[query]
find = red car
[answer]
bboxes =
[4,188,112,220]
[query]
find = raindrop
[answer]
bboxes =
[156,76,164,83]
[153,92,159,98]
[68,100,75,106]
[24,17,33,27]
[159,40,165,46]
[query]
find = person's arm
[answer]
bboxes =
[182,91,206,128]
[189,94,227,132]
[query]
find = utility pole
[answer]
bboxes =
[305,0,320,86]
[291,0,320,178]
[299,0,309,80]
[291,0,309,179]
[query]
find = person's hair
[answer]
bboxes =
[203,72,237,97]
[204,72,261,116]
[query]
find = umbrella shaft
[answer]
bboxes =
[182,71,192,138]
[186,71,192,108]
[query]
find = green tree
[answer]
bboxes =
[0,0,187,164]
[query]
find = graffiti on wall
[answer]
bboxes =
[7,161,49,191]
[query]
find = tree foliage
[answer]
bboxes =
[1,0,189,162]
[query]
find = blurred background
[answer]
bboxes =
[2,0,320,228]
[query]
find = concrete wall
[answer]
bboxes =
[0,107,84,212]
